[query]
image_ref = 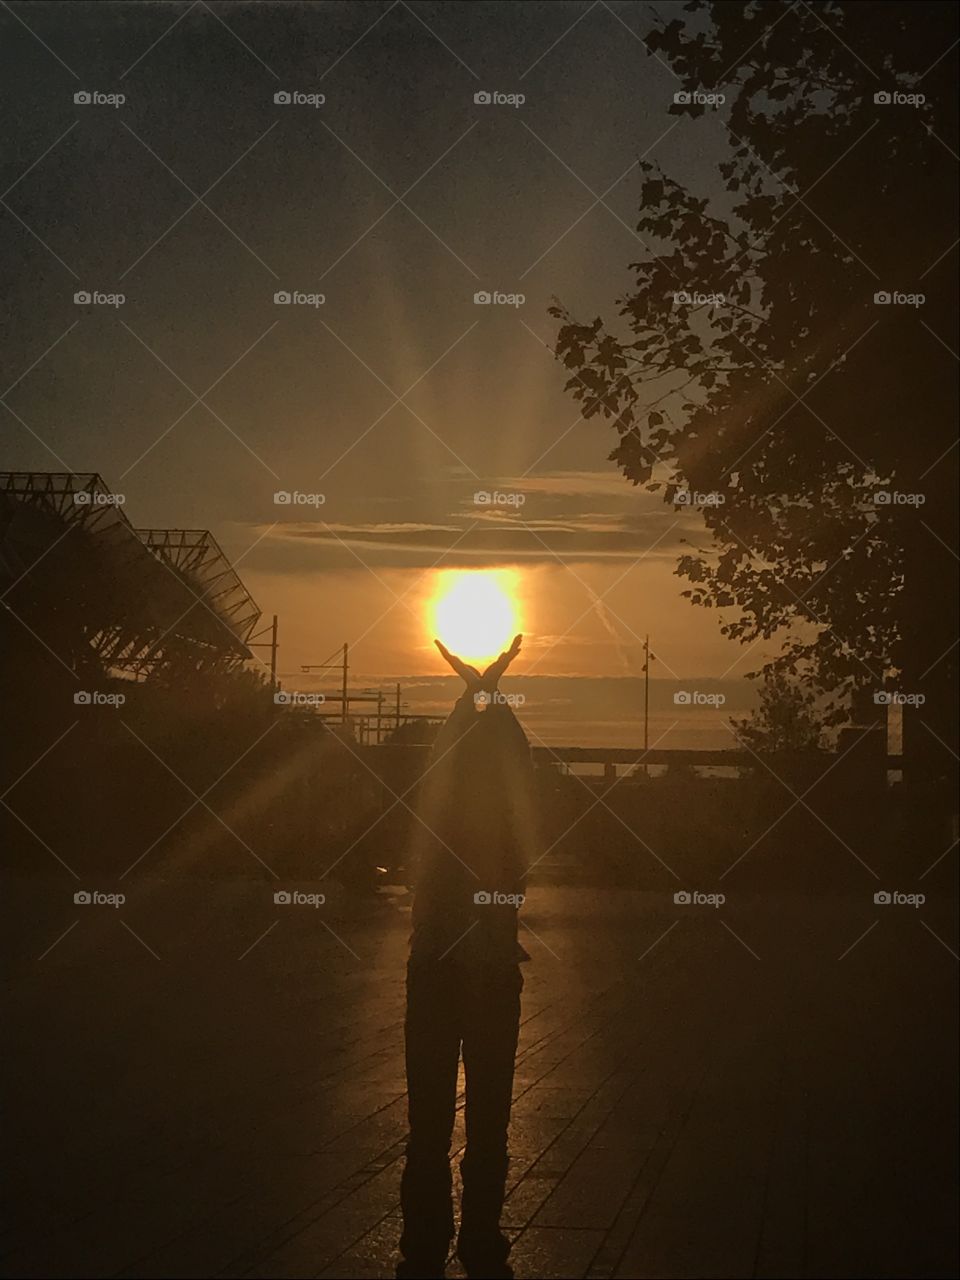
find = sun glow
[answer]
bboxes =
[429,569,521,666]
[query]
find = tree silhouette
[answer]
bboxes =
[551,1,957,774]
[732,670,826,754]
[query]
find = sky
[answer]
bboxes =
[0,1,767,745]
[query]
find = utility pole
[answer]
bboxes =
[299,647,391,735]
[395,681,401,731]
[642,635,656,776]
[300,642,349,723]
[248,613,279,690]
[644,634,650,753]
[341,642,348,726]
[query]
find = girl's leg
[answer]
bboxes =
[399,958,462,1276]
[458,963,523,1277]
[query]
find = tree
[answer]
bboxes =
[551,1,957,774]
[731,670,827,754]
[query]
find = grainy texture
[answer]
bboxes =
[3,877,956,1278]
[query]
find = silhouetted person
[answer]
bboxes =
[398,635,536,1279]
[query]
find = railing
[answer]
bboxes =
[367,727,899,781]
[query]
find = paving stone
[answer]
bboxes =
[3,881,956,1278]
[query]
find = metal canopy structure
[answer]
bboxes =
[135,528,262,655]
[0,471,261,678]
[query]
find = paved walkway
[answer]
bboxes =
[3,880,957,1278]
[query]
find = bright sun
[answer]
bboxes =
[429,569,521,666]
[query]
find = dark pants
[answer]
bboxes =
[399,957,522,1276]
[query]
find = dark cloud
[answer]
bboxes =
[242,505,703,571]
